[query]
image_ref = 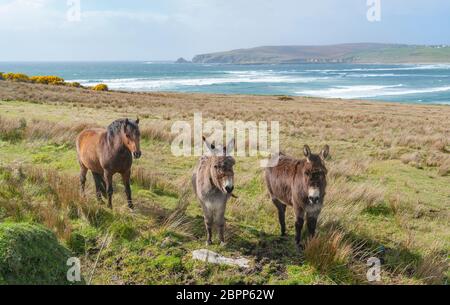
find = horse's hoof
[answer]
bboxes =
[206,240,212,246]
[220,241,227,247]
[128,204,134,210]
[296,243,305,253]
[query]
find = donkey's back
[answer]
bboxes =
[265,154,303,206]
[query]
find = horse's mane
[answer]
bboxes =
[106,119,138,143]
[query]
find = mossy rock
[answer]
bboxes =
[0,222,78,284]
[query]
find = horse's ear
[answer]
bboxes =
[303,145,311,160]
[203,136,216,153]
[125,118,129,125]
[136,117,140,125]
[321,145,330,160]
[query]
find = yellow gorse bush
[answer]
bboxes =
[92,84,109,91]
[31,75,65,85]
[2,72,30,82]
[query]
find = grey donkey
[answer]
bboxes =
[192,136,236,246]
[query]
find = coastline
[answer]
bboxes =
[1,79,449,107]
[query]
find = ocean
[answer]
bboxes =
[1,62,450,104]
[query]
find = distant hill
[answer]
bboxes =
[192,43,450,64]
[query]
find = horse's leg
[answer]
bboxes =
[92,172,105,201]
[79,164,88,196]
[104,171,114,209]
[121,170,133,210]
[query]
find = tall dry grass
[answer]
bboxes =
[0,115,98,146]
[304,230,353,273]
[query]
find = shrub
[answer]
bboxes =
[67,82,81,88]
[31,75,65,85]
[0,72,3,80]
[92,84,109,91]
[0,222,76,284]
[278,96,294,101]
[2,72,30,82]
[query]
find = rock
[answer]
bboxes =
[175,57,191,64]
[192,249,250,268]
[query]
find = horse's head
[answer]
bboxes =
[302,144,329,206]
[203,136,236,195]
[121,118,141,159]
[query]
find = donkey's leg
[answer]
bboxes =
[293,204,305,251]
[306,211,320,239]
[104,171,114,209]
[201,203,214,246]
[217,204,227,246]
[121,170,133,210]
[272,198,287,236]
[205,218,213,246]
[79,164,88,195]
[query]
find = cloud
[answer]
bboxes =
[0,0,62,30]
[0,0,449,61]
[81,10,169,24]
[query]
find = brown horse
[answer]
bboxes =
[265,145,329,251]
[76,118,141,209]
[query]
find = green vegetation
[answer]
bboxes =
[192,43,450,64]
[0,222,74,285]
[0,80,448,285]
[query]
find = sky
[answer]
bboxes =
[0,0,449,61]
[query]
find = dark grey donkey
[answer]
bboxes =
[192,137,236,246]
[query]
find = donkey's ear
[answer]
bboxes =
[303,145,311,159]
[203,136,216,152]
[320,145,330,160]
[224,138,235,155]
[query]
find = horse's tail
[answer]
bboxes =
[92,172,107,198]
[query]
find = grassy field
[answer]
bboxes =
[0,80,449,284]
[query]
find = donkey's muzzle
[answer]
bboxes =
[225,185,234,194]
[133,151,142,159]
[308,196,320,205]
